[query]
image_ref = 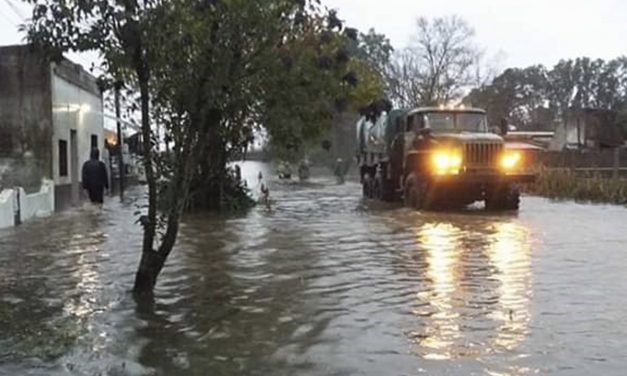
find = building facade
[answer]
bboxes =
[550,108,624,151]
[0,44,104,212]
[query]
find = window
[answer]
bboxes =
[406,115,415,132]
[457,113,488,132]
[422,112,488,132]
[58,139,68,177]
[424,113,456,130]
[91,134,98,150]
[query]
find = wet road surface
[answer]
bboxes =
[1,162,627,375]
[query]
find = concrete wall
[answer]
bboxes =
[0,188,16,229]
[0,45,53,192]
[17,179,54,222]
[0,179,55,229]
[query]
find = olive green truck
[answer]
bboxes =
[356,106,535,211]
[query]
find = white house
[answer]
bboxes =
[0,44,104,226]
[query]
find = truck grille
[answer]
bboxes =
[464,143,502,167]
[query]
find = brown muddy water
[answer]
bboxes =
[1,161,627,375]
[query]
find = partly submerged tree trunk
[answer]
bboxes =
[134,99,207,293]
[134,69,162,294]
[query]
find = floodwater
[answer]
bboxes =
[1,161,627,376]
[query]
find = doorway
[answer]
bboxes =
[70,130,79,205]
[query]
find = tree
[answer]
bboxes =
[387,15,482,107]
[24,0,383,293]
[465,56,627,130]
[179,2,384,208]
[24,0,180,293]
[465,65,550,129]
[356,28,394,78]
[256,14,385,165]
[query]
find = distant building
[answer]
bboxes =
[550,108,624,151]
[104,129,145,185]
[307,112,359,168]
[0,44,104,211]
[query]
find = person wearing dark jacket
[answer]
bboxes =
[82,148,109,204]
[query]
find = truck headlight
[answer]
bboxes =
[431,149,462,174]
[500,151,522,171]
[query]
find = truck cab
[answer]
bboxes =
[357,106,535,210]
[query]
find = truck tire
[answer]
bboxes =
[404,173,429,210]
[375,174,395,202]
[485,184,520,211]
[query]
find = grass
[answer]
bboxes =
[526,166,627,205]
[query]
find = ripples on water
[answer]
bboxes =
[1,162,627,375]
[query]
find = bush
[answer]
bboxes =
[526,166,627,204]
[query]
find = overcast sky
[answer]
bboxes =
[1,0,625,72]
[324,0,627,70]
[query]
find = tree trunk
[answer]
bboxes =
[134,70,160,294]
[134,250,166,293]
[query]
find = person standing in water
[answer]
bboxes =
[82,148,109,204]
[334,158,346,184]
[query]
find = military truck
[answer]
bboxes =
[356,106,535,210]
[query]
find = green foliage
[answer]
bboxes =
[465,65,550,129]
[466,57,627,130]
[260,13,385,163]
[356,28,394,77]
[23,0,386,290]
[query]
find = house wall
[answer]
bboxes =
[549,110,623,151]
[0,45,53,192]
[50,61,104,210]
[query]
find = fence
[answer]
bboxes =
[529,149,626,177]
[529,149,626,168]
[0,179,55,229]
[0,189,16,229]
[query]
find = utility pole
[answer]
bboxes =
[114,80,125,200]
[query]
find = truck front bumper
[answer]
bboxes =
[429,172,536,185]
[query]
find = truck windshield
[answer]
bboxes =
[424,112,488,132]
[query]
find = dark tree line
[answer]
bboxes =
[465,57,627,130]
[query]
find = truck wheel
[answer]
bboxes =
[362,173,374,198]
[485,185,520,211]
[404,173,429,210]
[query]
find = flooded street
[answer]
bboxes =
[1,161,627,375]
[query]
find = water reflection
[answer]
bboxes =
[412,218,532,360]
[487,223,532,351]
[63,234,103,319]
[417,223,462,360]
